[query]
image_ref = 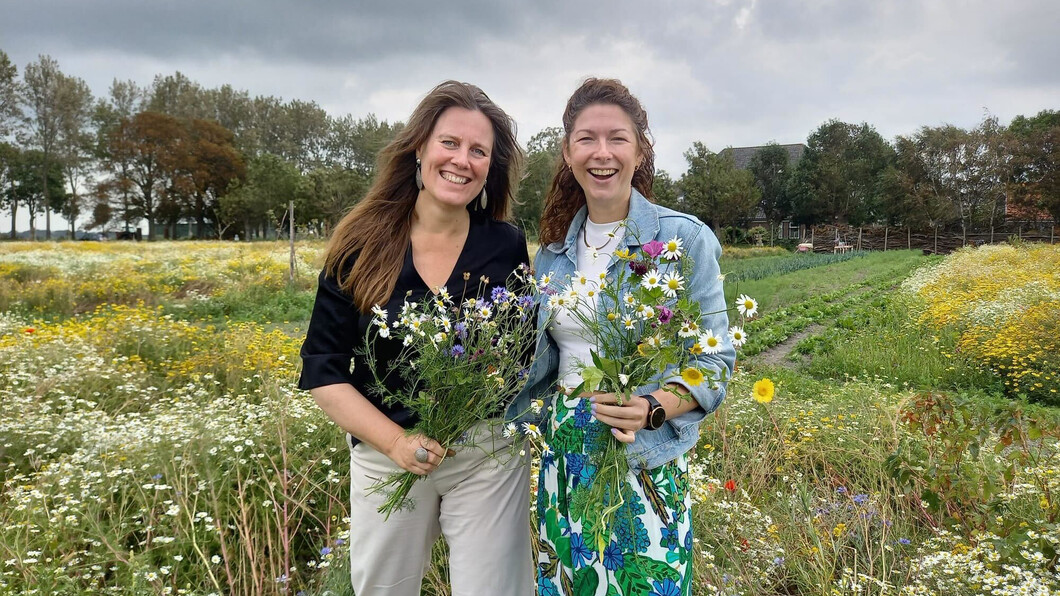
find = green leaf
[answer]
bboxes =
[573,567,600,594]
[581,367,604,392]
[616,563,651,596]
[638,557,680,582]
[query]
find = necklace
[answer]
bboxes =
[581,220,625,251]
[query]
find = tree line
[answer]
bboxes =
[2,51,1057,242]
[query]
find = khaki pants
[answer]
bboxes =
[348,421,533,596]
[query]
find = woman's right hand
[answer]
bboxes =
[385,433,450,475]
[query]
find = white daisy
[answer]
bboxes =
[728,326,747,348]
[736,294,759,318]
[502,422,518,438]
[662,236,684,260]
[698,330,722,354]
[640,269,662,290]
[623,315,636,330]
[661,272,685,297]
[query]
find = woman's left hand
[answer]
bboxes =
[588,392,650,444]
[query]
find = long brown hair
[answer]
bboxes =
[538,78,656,246]
[324,81,523,313]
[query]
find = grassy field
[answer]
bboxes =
[1,241,1058,595]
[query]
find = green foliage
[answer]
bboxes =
[790,119,894,226]
[514,127,563,236]
[747,143,794,226]
[679,142,760,230]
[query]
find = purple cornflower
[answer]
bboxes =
[852,493,869,505]
[450,345,465,358]
[491,286,511,303]
[320,546,332,556]
[898,538,911,545]
[454,322,468,339]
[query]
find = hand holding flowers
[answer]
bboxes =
[362,267,538,518]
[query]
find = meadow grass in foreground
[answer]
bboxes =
[2,242,1059,595]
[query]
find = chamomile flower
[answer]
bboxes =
[522,422,541,438]
[661,272,685,297]
[623,294,636,307]
[640,269,662,290]
[736,294,759,318]
[662,236,684,260]
[678,320,700,338]
[572,270,590,288]
[503,422,518,438]
[698,330,722,354]
[623,315,636,330]
[728,326,747,347]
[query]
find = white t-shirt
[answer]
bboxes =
[551,217,625,389]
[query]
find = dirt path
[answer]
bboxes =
[754,323,826,367]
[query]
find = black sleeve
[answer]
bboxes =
[298,268,362,390]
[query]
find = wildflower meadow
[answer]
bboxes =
[2,240,1059,595]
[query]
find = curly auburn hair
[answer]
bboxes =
[537,78,655,246]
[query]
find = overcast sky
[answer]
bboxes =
[2,0,1059,232]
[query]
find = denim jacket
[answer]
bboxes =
[507,189,736,473]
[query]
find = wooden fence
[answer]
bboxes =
[803,223,1058,255]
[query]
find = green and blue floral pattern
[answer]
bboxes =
[537,392,692,595]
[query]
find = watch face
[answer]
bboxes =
[649,407,666,430]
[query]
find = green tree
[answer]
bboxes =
[515,127,562,236]
[1007,110,1060,223]
[1,142,19,238]
[877,135,950,229]
[6,148,67,239]
[0,50,22,139]
[55,74,94,237]
[328,113,403,176]
[679,142,760,231]
[747,143,794,234]
[652,170,680,210]
[789,120,893,226]
[92,80,145,233]
[909,117,1006,235]
[219,152,301,239]
[20,55,66,239]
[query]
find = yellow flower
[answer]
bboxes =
[681,367,704,387]
[752,378,775,403]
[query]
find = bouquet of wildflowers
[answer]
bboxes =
[538,236,755,551]
[363,268,538,518]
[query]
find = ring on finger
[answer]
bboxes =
[414,446,429,463]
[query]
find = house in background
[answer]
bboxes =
[719,143,807,241]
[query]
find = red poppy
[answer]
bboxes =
[24,327,35,334]
[724,479,736,492]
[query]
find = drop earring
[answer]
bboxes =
[415,158,423,190]
[479,180,488,210]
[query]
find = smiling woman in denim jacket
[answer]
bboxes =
[517,78,736,595]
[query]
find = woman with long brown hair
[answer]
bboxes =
[519,78,736,594]
[298,81,532,595]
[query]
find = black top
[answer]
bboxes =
[298,214,530,446]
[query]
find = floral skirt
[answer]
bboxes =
[536,392,693,596]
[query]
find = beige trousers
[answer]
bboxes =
[347,421,533,596]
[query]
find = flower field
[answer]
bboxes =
[2,241,1059,595]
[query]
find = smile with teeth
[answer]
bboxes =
[588,168,618,179]
[440,171,471,184]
